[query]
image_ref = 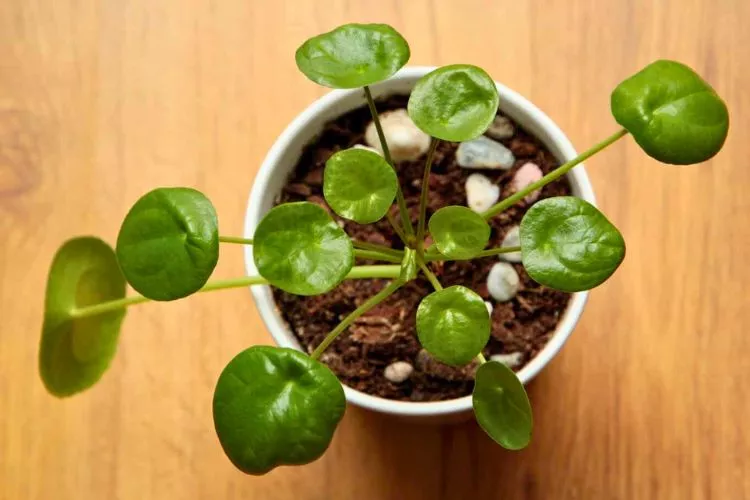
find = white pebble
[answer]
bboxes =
[384,361,414,383]
[498,225,522,263]
[465,173,500,213]
[485,115,515,140]
[365,109,431,162]
[512,162,544,202]
[490,352,524,369]
[456,136,515,170]
[351,144,382,156]
[485,301,494,315]
[487,262,520,302]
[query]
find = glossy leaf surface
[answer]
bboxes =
[116,187,219,301]
[213,346,346,475]
[253,202,353,295]
[611,59,729,164]
[323,148,398,223]
[39,237,126,397]
[428,205,490,259]
[295,23,410,89]
[408,64,499,141]
[520,196,625,292]
[416,285,490,366]
[473,360,532,450]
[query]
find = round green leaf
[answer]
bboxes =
[473,361,533,450]
[295,23,410,89]
[39,237,126,397]
[408,64,499,142]
[611,59,729,165]
[520,196,625,292]
[213,346,346,475]
[428,205,491,259]
[416,285,490,366]
[253,202,354,295]
[323,148,398,223]
[116,187,219,301]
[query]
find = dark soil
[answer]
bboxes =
[272,94,571,402]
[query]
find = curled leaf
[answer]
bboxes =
[39,237,126,397]
[473,361,532,450]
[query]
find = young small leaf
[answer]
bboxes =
[213,346,346,475]
[473,361,533,450]
[408,64,499,142]
[416,285,490,366]
[39,237,126,397]
[116,187,219,301]
[295,23,410,89]
[323,148,398,223]
[520,196,625,292]
[611,60,729,164]
[428,205,490,259]
[253,202,353,295]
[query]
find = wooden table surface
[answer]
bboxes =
[1,1,748,498]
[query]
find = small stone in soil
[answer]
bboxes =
[512,161,544,202]
[485,115,515,140]
[498,225,522,263]
[456,136,515,170]
[465,173,500,213]
[487,262,520,302]
[489,352,524,369]
[364,109,430,162]
[384,361,414,383]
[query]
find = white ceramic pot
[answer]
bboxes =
[244,66,594,420]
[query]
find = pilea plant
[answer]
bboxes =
[39,23,729,475]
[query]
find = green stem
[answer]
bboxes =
[219,236,254,245]
[70,266,401,320]
[363,85,415,239]
[352,241,404,258]
[426,246,522,261]
[354,249,402,264]
[69,275,269,319]
[416,139,440,250]
[417,259,443,291]
[346,265,401,279]
[476,353,487,364]
[386,211,410,244]
[311,279,403,359]
[481,129,629,219]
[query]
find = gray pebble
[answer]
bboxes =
[456,136,515,170]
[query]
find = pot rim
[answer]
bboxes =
[243,66,594,417]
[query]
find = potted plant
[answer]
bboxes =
[38,23,729,475]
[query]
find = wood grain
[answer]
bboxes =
[1,0,748,498]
